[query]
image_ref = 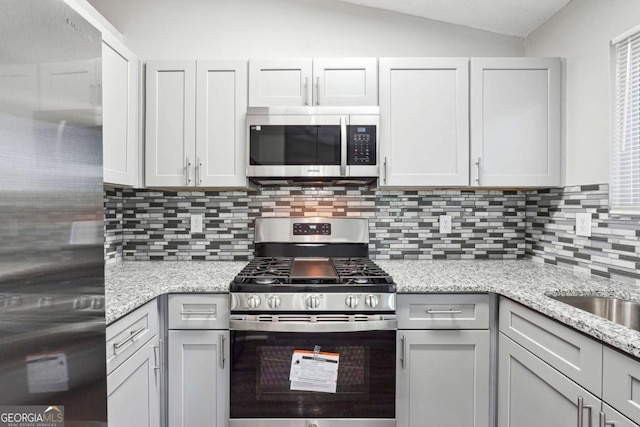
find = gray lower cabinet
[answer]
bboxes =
[168,330,229,427]
[396,294,491,427]
[107,336,161,427]
[167,294,230,427]
[397,330,490,427]
[498,333,599,427]
[601,403,639,427]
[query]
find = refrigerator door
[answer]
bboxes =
[0,1,106,426]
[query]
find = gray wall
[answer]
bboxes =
[525,0,640,186]
[87,0,524,59]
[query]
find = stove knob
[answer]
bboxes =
[247,295,262,309]
[267,295,281,309]
[306,295,320,309]
[345,295,359,309]
[365,294,380,308]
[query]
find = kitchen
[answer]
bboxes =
[2,0,640,426]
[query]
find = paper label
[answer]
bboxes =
[26,353,69,393]
[289,350,339,393]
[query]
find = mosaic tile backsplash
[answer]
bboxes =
[103,183,640,284]
[526,184,640,285]
[103,186,527,262]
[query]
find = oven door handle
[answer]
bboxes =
[229,316,397,333]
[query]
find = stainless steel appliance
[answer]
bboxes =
[0,1,106,426]
[246,107,379,186]
[229,217,397,427]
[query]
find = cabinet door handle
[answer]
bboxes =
[577,396,593,427]
[400,335,406,369]
[474,157,481,185]
[113,326,146,353]
[185,157,192,186]
[219,334,226,369]
[153,345,161,371]
[304,77,309,106]
[197,157,202,185]
[316,76,320,105]
[599,412,615,427]
[383,157,388,185]
[426,309,463,314]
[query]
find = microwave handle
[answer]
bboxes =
[340,117,347,176]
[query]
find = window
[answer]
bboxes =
[610,27,640,214]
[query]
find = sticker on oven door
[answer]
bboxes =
[289,349,339,393]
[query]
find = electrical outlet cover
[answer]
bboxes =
[439,215,452,234]
[575,212,592,237]
[190,214,203,233]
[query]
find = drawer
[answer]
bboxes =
[168,294,229,330]
[499,297,602,396]
[603,347,640,425]
[106,299,159,374]
[397,294,490,329]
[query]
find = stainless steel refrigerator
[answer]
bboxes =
[0,1,107,426]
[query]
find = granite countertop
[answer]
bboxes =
[106,259,640,359]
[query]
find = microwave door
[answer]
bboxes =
[247,115,343,178]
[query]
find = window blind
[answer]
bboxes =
[611,30,640,213]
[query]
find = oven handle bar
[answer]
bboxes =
[229,315,397,333]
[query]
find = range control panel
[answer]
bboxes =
[347,125,377,165]
[293,223,332,235]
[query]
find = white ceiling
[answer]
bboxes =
[334,0,572,38]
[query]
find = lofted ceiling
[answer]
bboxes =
[334,0,572,38]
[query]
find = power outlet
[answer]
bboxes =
[439,215,452,234]
[575,212,592,237]
[190,214,203,233]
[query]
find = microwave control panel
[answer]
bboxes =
[347,125,376,165]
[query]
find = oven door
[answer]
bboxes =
[247,115,346,178]
[229,314,396,427]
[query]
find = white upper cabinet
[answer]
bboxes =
[145,61,197,187]
[102,38,139,186]
[312,58,378,106]
[249,58,312,107]
[196,60,248,187]
[379,58,469,187]
[470,57,561,187]
[249,58,377,107]
[146,59,248,188]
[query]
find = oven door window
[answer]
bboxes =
[249,125,341,166]
[230,330,395,419]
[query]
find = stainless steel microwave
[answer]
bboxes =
[246,107,379,184]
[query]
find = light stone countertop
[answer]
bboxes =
[106,259,640,359]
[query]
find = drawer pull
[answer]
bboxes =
[113,326,146,353]
[599,412,615,427]
[577,396,593,427]
[426,309,463,314]
[180,310,216,316]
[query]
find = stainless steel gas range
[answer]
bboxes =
[229,217,397,427]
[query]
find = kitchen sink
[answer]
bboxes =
[550,296,640,332]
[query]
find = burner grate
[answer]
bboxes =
[332,257,393,284]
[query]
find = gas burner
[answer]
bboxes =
[255,278,278,285]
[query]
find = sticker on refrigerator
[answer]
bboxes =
[289,347,339,393]
[25,352,69,393]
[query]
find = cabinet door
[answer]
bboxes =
[379,58,469,187]
[602,347,640,425]
[397,330,490,427]
[312,58,377,106]
[601,403,639,427]
[249,58,312,107]
[39,59,98,110]
[102,39,139,186]
[498,334,599,427]
[107,339,161,427]
[470,58,561,187]
[145,60,196,187]
[168,330,229,427]
[196,60,247,187]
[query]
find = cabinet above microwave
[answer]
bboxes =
[248,58,378,107]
